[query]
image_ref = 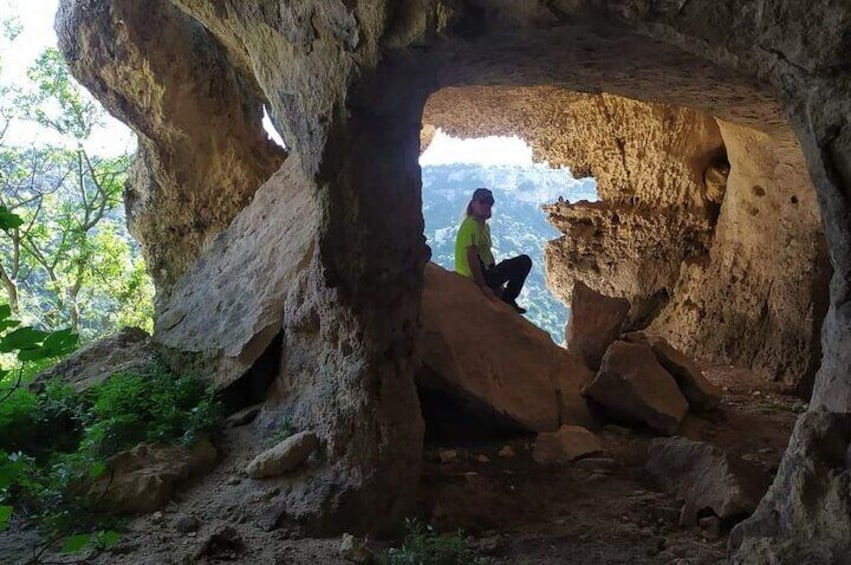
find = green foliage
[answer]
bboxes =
[1,43,153,340]
[267,417,293,446]
[0,504,11,531]
[380,519,472,565]
[81,364,221,457]
[0,357,220,549]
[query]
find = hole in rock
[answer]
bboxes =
[418,381,529,445]
[419,128,597,344]
[262,105,287,150]
[219,332,283,415]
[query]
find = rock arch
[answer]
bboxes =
[57,0,851,558]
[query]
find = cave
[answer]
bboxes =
[53,1,851,562]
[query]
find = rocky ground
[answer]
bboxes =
[1,365,802,564]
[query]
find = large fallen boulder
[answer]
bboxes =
[583,340,688,434]
[420,263,593,432]
[32,327,157,392]
[566,281,630,371]
[646,436,770,526]
[623,331,722,411]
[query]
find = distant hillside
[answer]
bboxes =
[422,163,597,343]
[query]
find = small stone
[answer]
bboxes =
[150,511,164,525]
[175,514,200,533]
[475,536,500,554]
[757,447,773,455]
[226,476,242,485]
[574,457,616,471]
[477,454,491,463]
[698,516,722,540]
[225,404,262,428]
[590,472,606,481]
[339,533,372,563]
[752,390,761,396]
[498,445,515,458]
[245,431,318,479]
[439,449,458,463]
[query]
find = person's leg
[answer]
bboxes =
[480,258,509,293]
[492,254,532,301]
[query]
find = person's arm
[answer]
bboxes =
[466,246,498,301]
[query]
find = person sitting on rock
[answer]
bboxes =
[454,187,532,314]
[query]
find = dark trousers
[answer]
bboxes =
[482,254,532,301]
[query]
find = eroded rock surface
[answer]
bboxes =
[85,438,217,514]
[646,436,770,527]
[584,341,688,435]
[32,327,156,392]
[623,331,721,411]
[730,411,851,564]
[57,0,851,551]
[57,0,285,291]
[566,281,630,371]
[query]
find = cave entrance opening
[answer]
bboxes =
[419,127,598,344]
[407,70,825,536]
[416,123,598,446]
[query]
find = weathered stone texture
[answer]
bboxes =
[56,0,285,292]
[730,411,851,564]
[565,282,630,371]
[57,0,851,551]
[647,436,770,527]
[584,341,688,435]
[420,263,593,432]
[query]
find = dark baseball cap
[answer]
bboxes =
[472,188,494,205]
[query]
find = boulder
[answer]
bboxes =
[624,331,722,411]
[646,436,770,526]
[532,425,603,464]
[85,438,217,514]
[583,341,688,434]
[565,281,630,371]
[32,327,157,392]
[246,431,319,479]
[420,263,593,432]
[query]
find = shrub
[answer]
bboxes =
[80,364,221,457]
[380,519,472,565]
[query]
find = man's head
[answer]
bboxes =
[467,187,494,219]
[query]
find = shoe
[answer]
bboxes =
[503,297,527,314]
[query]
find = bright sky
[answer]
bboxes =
[1,3,529,166]
[0,0,136,155]
[420,130,533,166]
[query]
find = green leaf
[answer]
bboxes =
[41,328,78,356]
[0,327,49,352]
[95,530,121,549]
[88,461,107,480]
[0,505,12,532]
[62,533,92,554]
[0,207,24,231]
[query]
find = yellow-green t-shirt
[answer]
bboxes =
[455,216,495,278]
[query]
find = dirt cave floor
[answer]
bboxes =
[3,365,803,564]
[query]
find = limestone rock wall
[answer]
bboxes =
[57,0,851,553]
[425,86,826,386]
[57,0,285,291]
[650,121,828,386]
